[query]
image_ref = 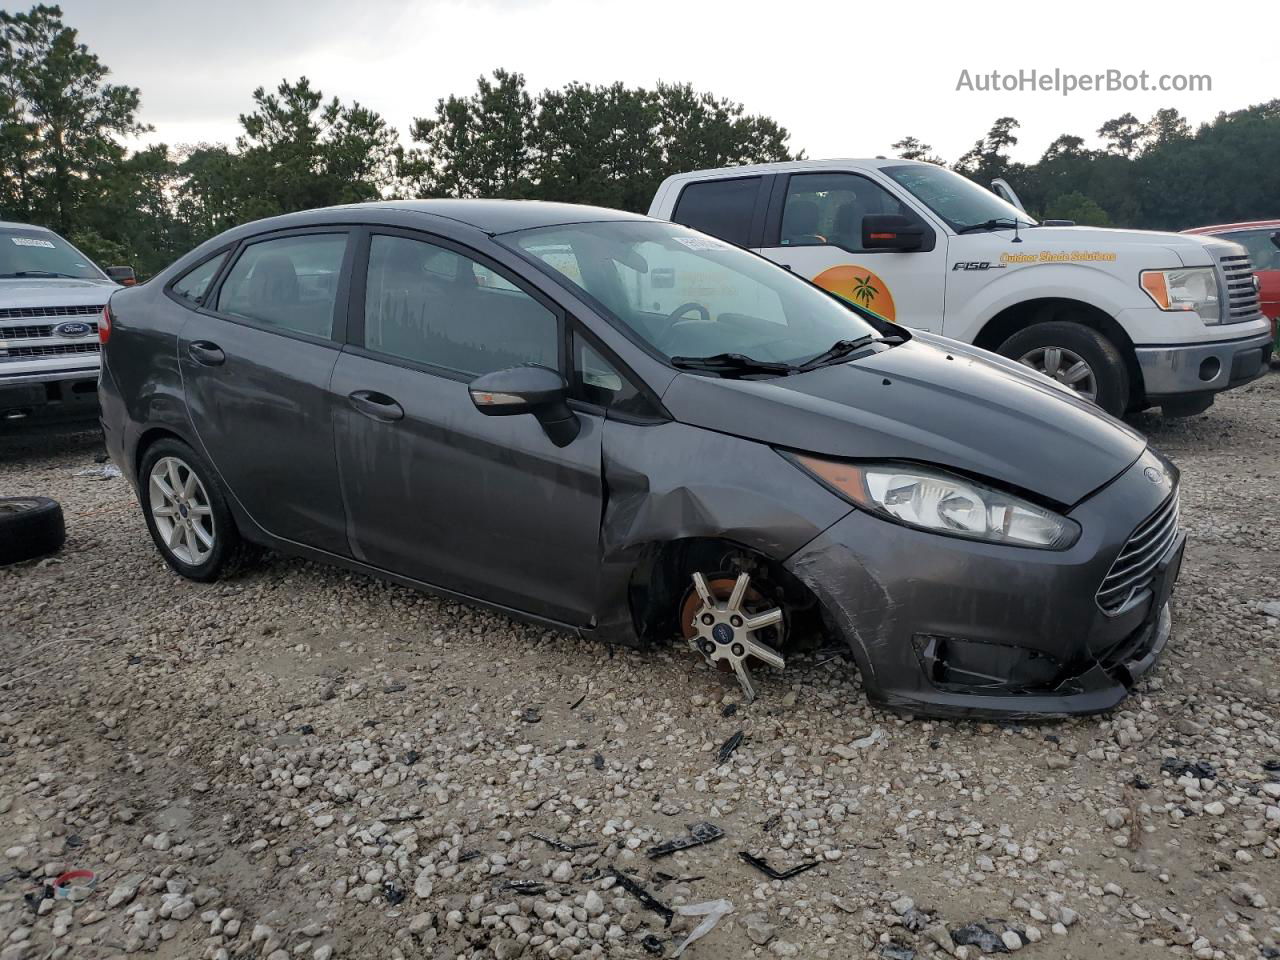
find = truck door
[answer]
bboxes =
[757,172,946,332]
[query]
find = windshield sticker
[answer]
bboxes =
[673,236,730,252]
[812,265,897,322]
[11,237,55,248]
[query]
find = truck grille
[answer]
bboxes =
[0,304,104,321]
[1219,254,1261,323]
[1096,490,1180,614]
[0,321,100,340]
[0,342,100,362]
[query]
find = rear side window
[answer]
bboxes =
[363,234,559,377]
[216,234,347,338]
[671,177,761,247]
[170,252,228,306]
[1225,229,1280,271]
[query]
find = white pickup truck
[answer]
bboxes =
[648,160,1273,416]
[0,221,132,425]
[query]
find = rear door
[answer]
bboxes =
[757,171,946,331]
[177,228,352,555]
[330,228,605,625]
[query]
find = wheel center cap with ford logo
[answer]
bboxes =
[53,320,93,338]
[712,623,734,644]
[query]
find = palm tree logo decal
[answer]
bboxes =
[851,274,877,306]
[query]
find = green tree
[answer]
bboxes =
[953,116,1023,187]
[1043,191,1111,226]
[409,69,536,198]
[0,3,146,231]
[890,136,944,164]
[1097,112,1145,158]
[1143,107,1191,150]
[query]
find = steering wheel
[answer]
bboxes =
[656,302,712,351]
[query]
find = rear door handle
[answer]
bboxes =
[188,341,225,366]
[348,390,404,422]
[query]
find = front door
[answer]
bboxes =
[757,171,947,331]
[331,230,604,625]
[178,229,352,555]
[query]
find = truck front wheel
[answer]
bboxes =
[997,321,1129,417]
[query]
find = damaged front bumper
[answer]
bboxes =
[784,449,1183,719]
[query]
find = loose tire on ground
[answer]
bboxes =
[998,321,1130,417]
[138,437,248,582]
[0,496,66,565]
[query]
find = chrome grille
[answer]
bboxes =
[1219,254,1261,323]
[0,304,104,321]
[0,342,100,362]
[1096,490,1180,614]
[0,321,99,340]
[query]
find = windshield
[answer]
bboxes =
[500,220,881,367]
[0,228,106,280]
[882,164,1036,232]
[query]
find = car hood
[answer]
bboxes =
[0,277,116,308]
[1020,225,1231,266]
[660,337,1147,508]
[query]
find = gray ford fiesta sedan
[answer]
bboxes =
[99,200,1184,718]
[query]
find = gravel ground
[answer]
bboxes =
[1,372,1278,960]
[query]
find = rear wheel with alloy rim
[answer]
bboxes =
[139,438,244,581]
[998,320,1130,417]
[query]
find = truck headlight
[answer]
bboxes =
[790,456,1080,549]
[1140,267,1220,323]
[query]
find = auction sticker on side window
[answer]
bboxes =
[673,236,730,251]
[12,237,55,248]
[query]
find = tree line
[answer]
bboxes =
[2,4,1277,278]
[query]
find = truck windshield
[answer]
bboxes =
[882,164,1037,233]
[500,220,883,370]
[0,228,106,280]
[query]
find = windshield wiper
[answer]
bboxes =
[955,217,1036,235]
[0,270,81,279]
[671,353,797,378]
[797,335,904,372]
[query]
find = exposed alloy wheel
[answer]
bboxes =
[1016,345,1098,402]
[148,455,215,565]
[139,438,246,581]
[681,571,786,703]
[998,321,1130,417]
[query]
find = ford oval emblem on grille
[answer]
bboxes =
[53,320,92,338]
[1144,467,1162,483]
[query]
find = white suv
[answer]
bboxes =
[0,221,130,425]
[649,160,1273,417]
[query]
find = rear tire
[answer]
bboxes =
[138,438,245,582]
[998,321,1129,417]
[0,497,65,565]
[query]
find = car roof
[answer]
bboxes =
[0,220,52,231]
[329,199,648,234]
[658,157,931,183]
[1182,219,1280,234]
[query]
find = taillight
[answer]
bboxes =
[99,305,112,344]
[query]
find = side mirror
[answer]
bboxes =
[862,215,927,251]
[468,365,580,447]
[106,265,136,286]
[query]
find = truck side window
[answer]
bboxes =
[672,177,761,247]
[781,173,910,252]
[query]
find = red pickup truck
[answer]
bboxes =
[1183,220,1280,364]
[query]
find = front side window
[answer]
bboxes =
[0,228,105,280]
[363,235,559,376]
[503,220,881,368]
[216,234,347,337]
[171,252,228,306]
[780,173,912,251]
[882,164,1036,232]
[672,177,761,247]
[1225,230,1280,271]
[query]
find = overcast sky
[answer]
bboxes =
[57,0,1273,166]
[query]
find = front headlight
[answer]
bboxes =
[791,456,1080,549]
[1140,267,1220,322]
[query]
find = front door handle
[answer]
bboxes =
[348,390,404,422]
[188,341,225,366]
